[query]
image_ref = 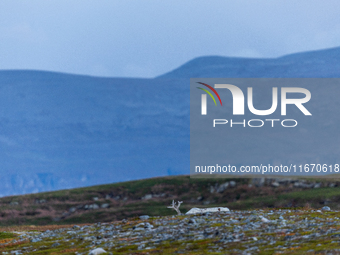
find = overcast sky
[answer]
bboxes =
[0,0,340,78]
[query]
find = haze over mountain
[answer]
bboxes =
[0,46,340,196]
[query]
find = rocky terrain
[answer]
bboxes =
[0,176,339,253]
[1,205,340,254]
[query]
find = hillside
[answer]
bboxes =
[1,46,340,195]
[0,176,340,254]
[1,176,340,226]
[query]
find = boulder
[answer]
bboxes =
[140,215,150,220]
[260,216,270,223]
[252,178,265,187]
[89,248,107,255]
[142,194,153,200]
[322,206,331,211]
[271,182,280,187]
[216,182,229,193]
[229,181,236,187]
[101,203,110,209]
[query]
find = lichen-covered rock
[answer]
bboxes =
[260,216,270,223]
[322,206,331,211]
[88,248,107,255]
[140,215,150,220]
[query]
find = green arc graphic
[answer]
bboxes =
[197,87,217,105]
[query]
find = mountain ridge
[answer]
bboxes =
[0,46,339,195]
[158,46,340,78]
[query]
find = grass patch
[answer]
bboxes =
[0,232,16,239]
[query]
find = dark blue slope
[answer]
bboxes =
[0,71,189,195]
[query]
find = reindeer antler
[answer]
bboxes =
[167,200,183,215]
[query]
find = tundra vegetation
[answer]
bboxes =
[0,176,339,254]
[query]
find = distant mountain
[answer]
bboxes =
[0,71,189,196]
[1,46,340,196]
[158,46,340,78]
